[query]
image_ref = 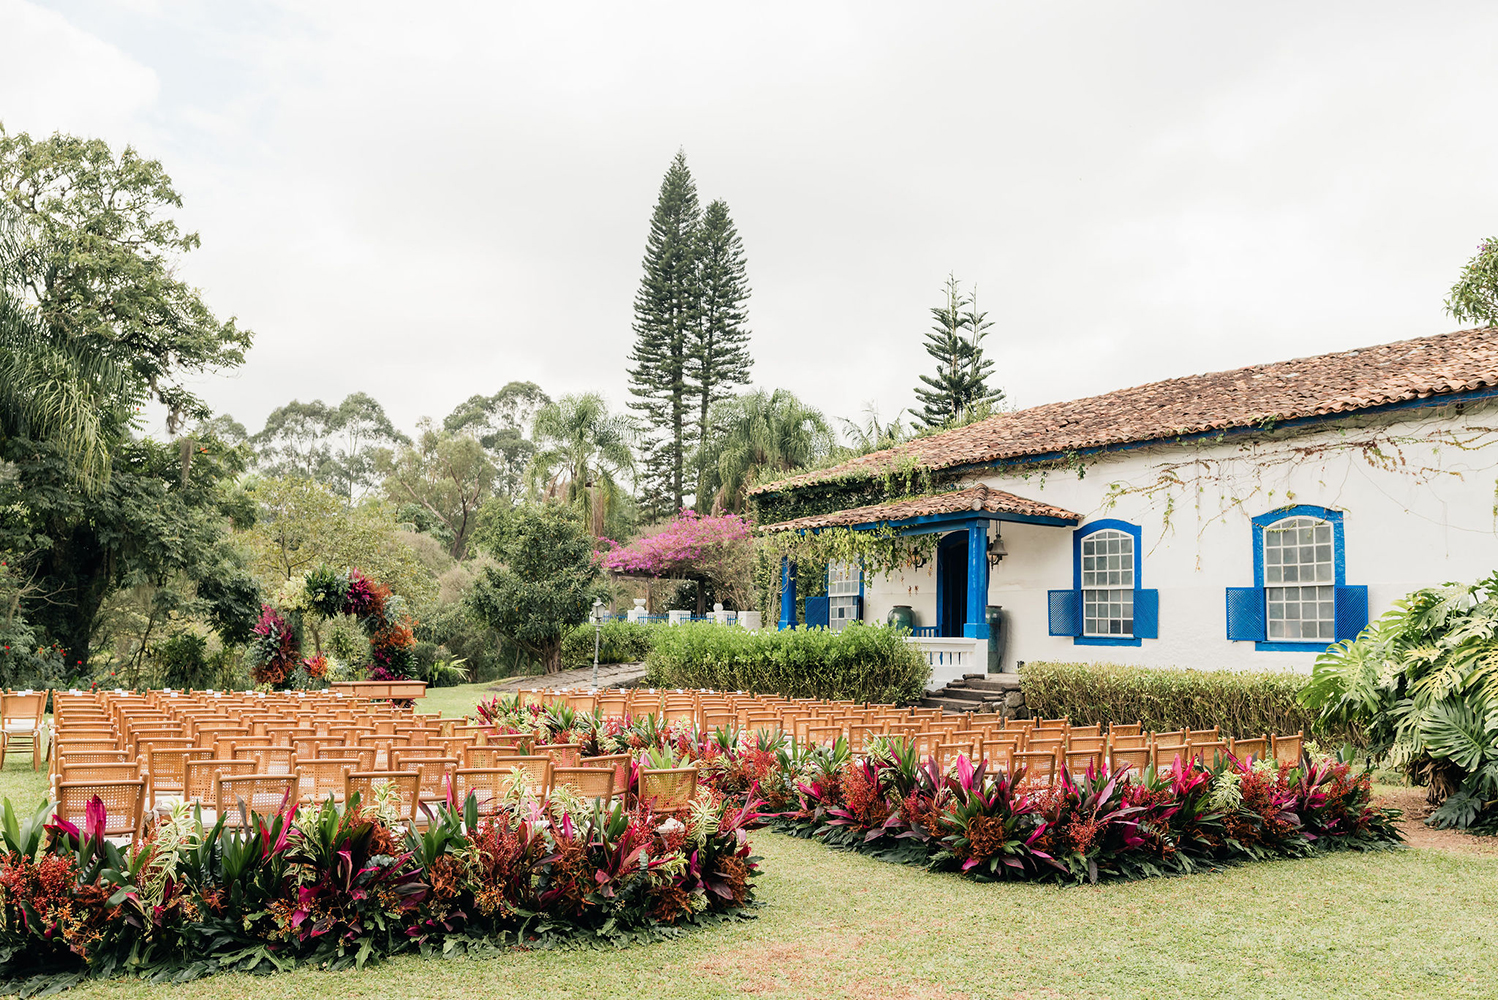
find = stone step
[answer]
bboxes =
[919,695,992,714]
[955,673,1022,692]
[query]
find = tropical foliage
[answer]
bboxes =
[529,392,637,538]
[0,787,760,992]
[246,566,419,685]
[1445,237,1498,327]
[1302,572,1498,831]
[695,388,833,514]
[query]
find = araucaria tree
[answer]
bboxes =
[912,274,1001,429]
[628,152,752,517]
[1446,237,1498,326]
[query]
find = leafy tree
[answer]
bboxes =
[529,392,637,537]
[1445,237,1498,326]
[194,413,249,445]
[253,393,407,501]
[465,501,602,673]
[912,274,1001,429]
[0,435,262,673]
[628,151,702,516]
[0,124,252,432]
[0,202,134,488]
[254,399,335,479]
[689,199,753,502]
[238,475,437,608]
[380,423,496,560]
[697,389,833,513]
[444,381,549,498]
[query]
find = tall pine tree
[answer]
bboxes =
[912,274,1001,428]
[628,152,701,516]
[689,198,753,504]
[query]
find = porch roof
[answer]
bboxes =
[758,484,1081,533]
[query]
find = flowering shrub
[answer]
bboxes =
[0,785,761,991]
[599,510,752,578]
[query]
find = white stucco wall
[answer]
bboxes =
[861,401,1498,673]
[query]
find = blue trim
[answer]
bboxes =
[939,385,1498,479]
[1251,505,1345,588]
[1067,519,1148,646]
[778,557,797,630]
[1231,505,1358,651]
[1255,641,1329,652]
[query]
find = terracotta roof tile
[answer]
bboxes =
[760,485,1080,533]
[753,326,1498,495]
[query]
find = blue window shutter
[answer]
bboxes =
[1134,589,1159,639]
[1048,590,1081,637]
[805,596,830,628]
[1334,585,1369,641]
[1225,587,1266,641]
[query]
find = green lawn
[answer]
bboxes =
[7,685,1496,999]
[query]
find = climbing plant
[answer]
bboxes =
[245,566,416,687]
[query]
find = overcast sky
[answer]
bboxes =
[3,0,1497,440]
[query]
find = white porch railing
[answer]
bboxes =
[906,636,987,688]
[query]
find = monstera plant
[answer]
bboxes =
[1302,572,1498,831]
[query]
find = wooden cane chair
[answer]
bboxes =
[981,740,1016,770]
[1069,735,1108,754]
[1064,748,1103,777]
[1109,722,1143,737]
[552,766,617,804]
[1185,727,1221,744]
[1012,749,1059,789]
[1067,724,1103,738]
[1189,741,1231,768]
[319,744,375,770]
[146,746,213,805]
[935,743,973,771]
[1150,743,1187,775]
[391,755,458,802]
[214,772,299,826]
[453,767,519,814]
[640,767,697,815]
[53,777,147,845]
[1109,733,1150,750]
[1272,732,1304,766]
[487,756,553,796]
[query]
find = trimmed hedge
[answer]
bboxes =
[1019,661,1362,744]
[644,622,930,705]
[560,620,658,669]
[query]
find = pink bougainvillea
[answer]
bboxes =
[600,509,752,578]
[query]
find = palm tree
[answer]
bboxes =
[698,389,833,513]
[528,393,637,536]
[0,204,132,488]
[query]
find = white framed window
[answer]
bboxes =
[1264,516,1335,641]
[1081,529,1134,636]
[827,559,861,632]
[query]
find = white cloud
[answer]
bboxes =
[0,0,158,138]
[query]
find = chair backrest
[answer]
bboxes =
[215,772,299,824]
[320,744,376,770]
[536,743,583,768]
[1109,722,1143,737]
[1231,737,1269,763]
[232,745,297,774]
[981,740,1016,769]
[1069,735,1107,753]
[392,755,457,797]
[147,746,213,791]
[1109,747,1152,774]
[1189,741,1230,767]
[1110,734,1149,750]
[552,766,617,802]
[1067,724,1102,738]
[53,777,146,844]
[1272,732,1303,765]
[300,757,361,801]
[185,759,257,802]
[1151,744,1186,775]
[57,760,141,784]
[1186,727,1220,742]
[1,691,47,728]
[343,770,423,822]
[1063,748,1103,776]
[580,752,632,790]
[640,767,697,811]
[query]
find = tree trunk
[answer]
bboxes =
[696,578,705,616]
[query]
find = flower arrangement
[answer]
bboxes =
[249,567,418,688]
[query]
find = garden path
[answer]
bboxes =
[485,662,648,693]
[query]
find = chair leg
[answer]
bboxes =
[0,732,7,769]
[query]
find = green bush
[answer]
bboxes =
[1019,661,1351,742]
[644,622,930,705]
[560,620,658,669]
